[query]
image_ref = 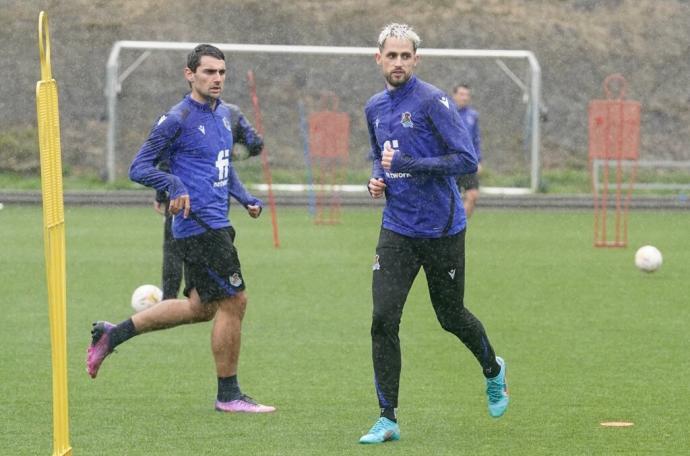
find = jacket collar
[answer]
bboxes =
[386,75,418,101]
[184,93,222,112]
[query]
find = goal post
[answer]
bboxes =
[105,40,542,192]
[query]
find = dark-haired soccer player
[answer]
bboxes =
[359,24,508,444]
[87,44,275,413]
[453,83,482,218]
[154,103,264,300]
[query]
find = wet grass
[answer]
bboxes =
[1,205,688,455]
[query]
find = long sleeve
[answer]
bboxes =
[153,158,171,203]
[227,165,262,208]
[233,111,264,157]
[390,98,477,176]
[129,115,188,199]
[366,111,385,180]
[472,113,482,163]
[390,152,476,176]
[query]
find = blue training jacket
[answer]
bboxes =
[224,102,264,158]
[365,76,478,238]
[153,102,264,204]
[129,94,262,239]
[457,106,481,163]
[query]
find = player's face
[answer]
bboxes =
[185,56,226,103]
[376,37,419,89]
[453,87,471,107]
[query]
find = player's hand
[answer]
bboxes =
[169,194,190,218]
[381,141,395,170]
[368,178,386,199]
[247,204,262,218]
[153,200,165,215]
[477,163,483,175]
[232,143,251,161]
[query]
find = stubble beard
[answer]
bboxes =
[385,71,411,88]
[202,86,222,106]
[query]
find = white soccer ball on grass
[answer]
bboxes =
[131,284,163,313]
[634,245,662,273]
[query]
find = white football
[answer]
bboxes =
[634,245,663,273]
[131,284,163,313]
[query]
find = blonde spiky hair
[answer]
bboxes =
[377,23,421,52]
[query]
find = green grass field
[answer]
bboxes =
[1,205,688,455]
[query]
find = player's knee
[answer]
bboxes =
[442,308,482,335]
[218,293,247,319]
[235,294,248,317]
[371,311,400,337]
[189,299,217,322]
[183,291,208,321]
[199,307,217,322]
[436,306,469,334]
[439,318,463,335]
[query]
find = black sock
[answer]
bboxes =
[380,407,397,422]
[217,375,241,402]
[108,318,137,350]
[483,358,502,378]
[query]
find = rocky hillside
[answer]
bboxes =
[2,0,688,179]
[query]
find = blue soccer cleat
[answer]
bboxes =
[486,356,509,417]
[359,417,400,444]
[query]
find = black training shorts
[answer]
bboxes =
[457,173,479,191]
[176,226,245,304]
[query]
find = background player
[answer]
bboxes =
[452,83,482,218]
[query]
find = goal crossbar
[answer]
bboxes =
[105,40,541,191]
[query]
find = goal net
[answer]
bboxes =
[105,41,542,193]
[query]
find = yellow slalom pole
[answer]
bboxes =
[36,11,72,456]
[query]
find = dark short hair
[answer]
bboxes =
[453,83,471,93]
[187,44,225,72]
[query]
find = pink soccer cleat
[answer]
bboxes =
[215,394,276,413]
[86,321,115,379]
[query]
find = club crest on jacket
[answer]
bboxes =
[400,112,414,128]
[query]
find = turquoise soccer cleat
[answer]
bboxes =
[359,417,400,444]
[486,356,509,417]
